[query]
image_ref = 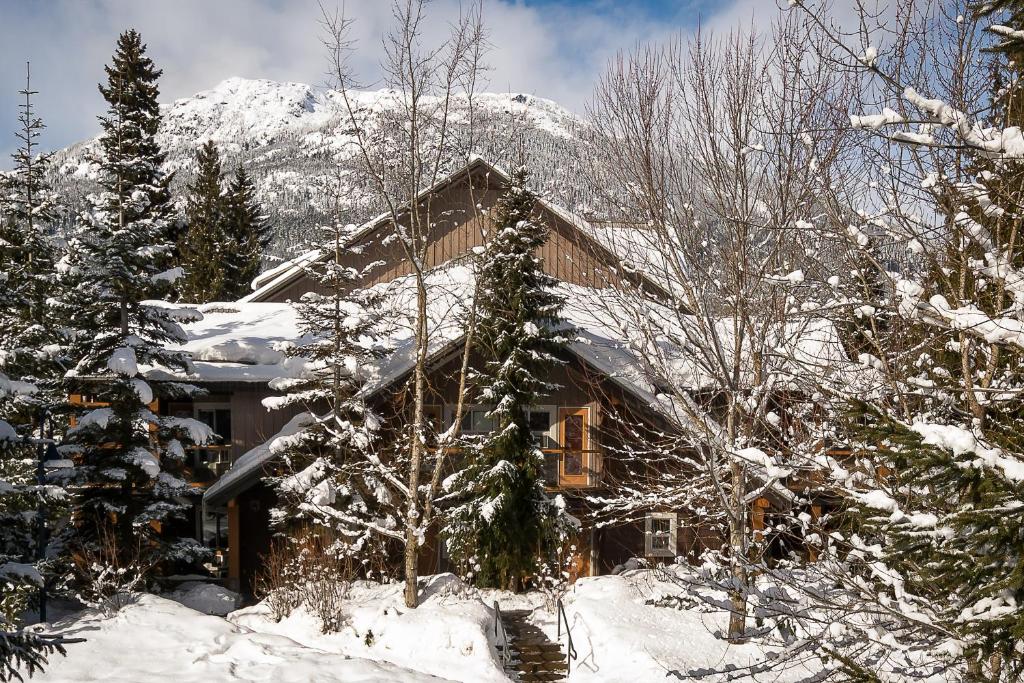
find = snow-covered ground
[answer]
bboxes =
[27,574,505,683]
[557,569,818,682]
[24,571,820,683]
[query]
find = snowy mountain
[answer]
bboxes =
[47,77,593,261]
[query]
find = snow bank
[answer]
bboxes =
[561,570,817,682]
[228,574,507,683]
[167,581,240,616]
[26,593,447,682]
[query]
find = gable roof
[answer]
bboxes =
[242,157,661,303]
[204,265,670,506]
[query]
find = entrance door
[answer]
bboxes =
[558,407,591,487]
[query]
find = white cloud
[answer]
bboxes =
[0,0,788,163]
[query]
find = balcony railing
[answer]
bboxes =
[188,445,233,484]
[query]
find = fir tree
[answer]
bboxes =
[0,67,73,630]
[178,140,228,303]
[61,30,212,571]
[442,168,574,591]
[265,220,388,561]
[221,166,269,300]
[804,5,1024,678]
[0,64,66,421]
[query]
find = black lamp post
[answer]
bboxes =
[35,407,61,623]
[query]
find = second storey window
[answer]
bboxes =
[528,407,557,448]
[460,408,495,435]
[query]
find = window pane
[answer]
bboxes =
[461,409,494,434]
[529,411,553,448]
[650,517,673,552]
[217,409,232,441]
[528,411,551,432]
[564,414,584,450]
[543,454,559,486]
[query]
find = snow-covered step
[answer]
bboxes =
[499,608,568,682]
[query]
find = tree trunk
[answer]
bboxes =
[403,278,429,609]
[727,459,748,642]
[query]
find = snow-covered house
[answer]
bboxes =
[168,158,829,594]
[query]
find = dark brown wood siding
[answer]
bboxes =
[227,386,305,461]
[257,166,627,303]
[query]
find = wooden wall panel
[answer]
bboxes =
[228,386,305,461]
[256,166,633,304]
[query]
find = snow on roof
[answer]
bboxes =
[202,259,853,502]
[205,412,314,506]
[247,249,323,296]
[143,302,308,383]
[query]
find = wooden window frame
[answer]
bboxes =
[558,406,592,487]
[645,512,677,558]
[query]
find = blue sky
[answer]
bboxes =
[0,0,772,165]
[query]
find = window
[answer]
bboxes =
[193,403,233,478]
[558,407,593,486]
[528,407,557,448]
[460,408,495,435]
[645,512,677,558]
[562,414,585,475]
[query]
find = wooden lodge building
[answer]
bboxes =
[146,158,830,595]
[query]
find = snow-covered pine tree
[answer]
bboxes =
[442,167,573,591]
[0,365,38,626]
[0,66,73,630]
[0,64,66,424]
[1,370,68,682]
[61,30,212,573]
[265,219,389,563]
[178,140,228,303]
[0,626,66,683]
[221,166,270,300]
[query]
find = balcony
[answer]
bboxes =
[189,445,234,485]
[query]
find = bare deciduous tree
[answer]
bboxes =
[319,0,488,608]
[583,11,850,641]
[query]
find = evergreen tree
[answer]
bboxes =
[0,64,66,421]
[787,5,1024,678]
[442,168,575,591]
[265,220,389,562]
[62,30,212,572]
[178,140,228,303]
[221,167,269,300]
[0,67,72,631]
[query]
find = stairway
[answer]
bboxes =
[498,609,568,682]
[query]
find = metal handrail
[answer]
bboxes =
[493,601,511,667]
[556,598,578,675]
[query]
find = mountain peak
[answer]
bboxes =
[50,77,589,259]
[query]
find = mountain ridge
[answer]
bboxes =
[47,77,593,261]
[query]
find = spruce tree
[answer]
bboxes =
[1,379,67,678]
[442,168,574,591]
[62,30,211,572]
[0,67,72,630]
[812,6,1024,677]
[0,64,65,421]
[222,167,269,300]
[266,220,388,561]
[178,140,228,303]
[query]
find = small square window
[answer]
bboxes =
[645,513,677,558]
